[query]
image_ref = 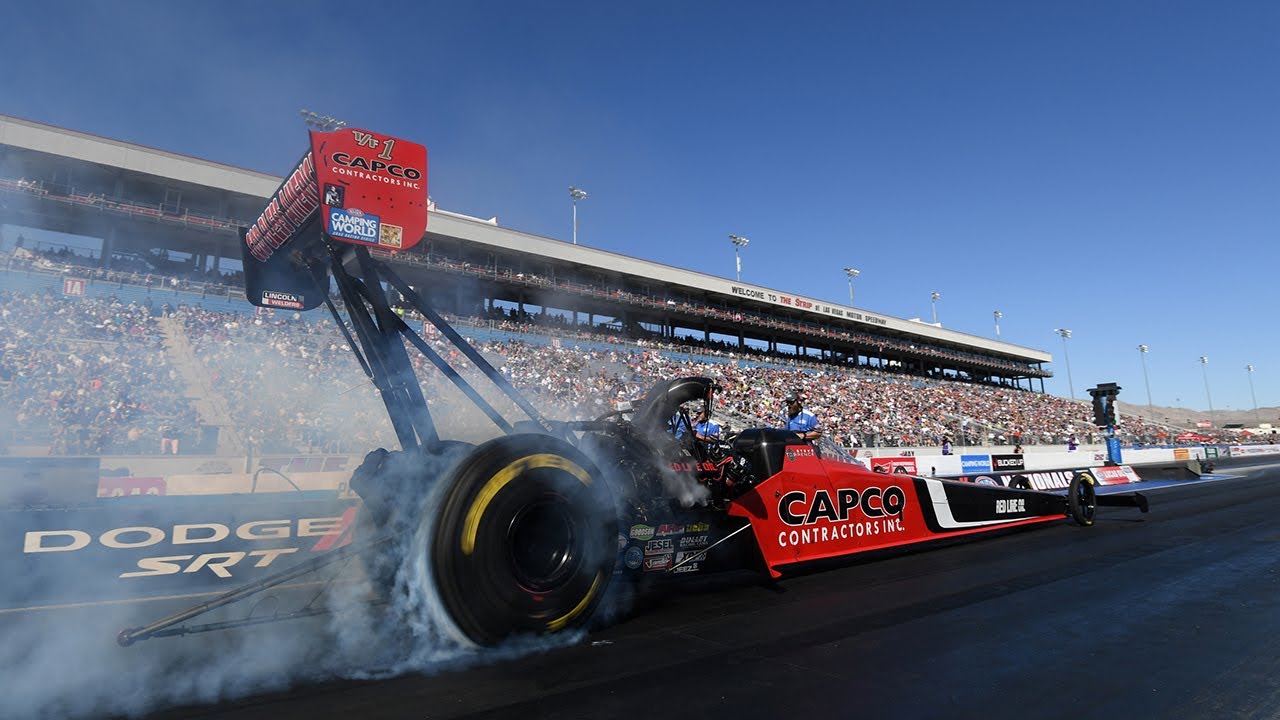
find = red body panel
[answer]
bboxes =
[243,128,428,263]
[312,128,428,251]
[728,449,1062,578]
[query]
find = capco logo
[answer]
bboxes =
[777,486,906,526]
[332,152,423,180]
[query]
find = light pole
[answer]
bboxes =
[993,310,1002,337]
[931,292,941,324]
[729,234,750,282]
[1054,328,1075,399]
[569,186,588,245]
[300,109,347,131]
[1138,344,1154,422]
[1199,356,1215,428]
[844,267,860,305]
[1247,364,1261,426]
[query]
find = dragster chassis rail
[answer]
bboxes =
[117,535,391,646]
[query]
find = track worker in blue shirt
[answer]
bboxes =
[781,391,822,442]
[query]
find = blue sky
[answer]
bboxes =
[3,1,1277,417]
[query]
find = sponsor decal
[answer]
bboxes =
[629,524,655,541]
[97,476,166,497]
[1018,470,1077,491]
[261,290,305,310]
[645,538,674,555]
[643,553,673,571]
[328,207,381,243]
[624,546,643,570]
[778,486,906,525]
[679,535,710,549]
[331,149,423,185]
[995,498,1026,515]
[1094,466,1141,484]
[379,222,403,248]
[656,524,685,537]
[246,152,319,262]
[21,517,346,579]
[991,454,1025,471]
[675,550,706,564]
[323,183,345,209]
[617,533,628,552]
[774,486,907,548]
[961,455,992,473]
[972,475,1001,487]
[785,447,816,461]
[672,562,700,574]
[685,522,710,534]
[1173,448,1190,461]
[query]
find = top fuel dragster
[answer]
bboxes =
[117,127,1148,648]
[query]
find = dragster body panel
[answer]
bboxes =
[728,446,1066,577]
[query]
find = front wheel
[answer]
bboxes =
[430,434,617,646]
[1068,471,1097,526]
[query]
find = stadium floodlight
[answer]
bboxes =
[300,109,347,131]
[569,186,588,245]
[1247,364,1261,426]
[1054,328,1075,399]
[843,267,860,305]
[729,234,750,282]
[993,310,1002,337]
[1138,345,1154,422]
[930,291,941,324]
[1199,356,1215,428]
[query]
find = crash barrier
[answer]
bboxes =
[935,464,1142,490]
[2,442,1267,507]
[0,456,364,509]
[0,457,101,508]
[1226,444,1280,457]
[862,444,1232,478]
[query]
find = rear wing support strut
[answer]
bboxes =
[328,242,437,454]
[380,268,557,435]
[322,244,560,455]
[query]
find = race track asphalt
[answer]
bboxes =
[122,462,1280,719]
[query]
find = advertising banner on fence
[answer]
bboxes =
[990,454,1026,472]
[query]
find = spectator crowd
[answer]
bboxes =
[0,286,1203,458]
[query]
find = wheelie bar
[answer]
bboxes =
[1096,492,1149,512]
[116,534,391,646]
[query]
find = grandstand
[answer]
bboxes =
[0,115,1050,380]
[0,114,1197,458]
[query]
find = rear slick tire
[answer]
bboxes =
[430,434,617,646]
[1068,471,1097,526]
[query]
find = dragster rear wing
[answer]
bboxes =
[238,128,429,310]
